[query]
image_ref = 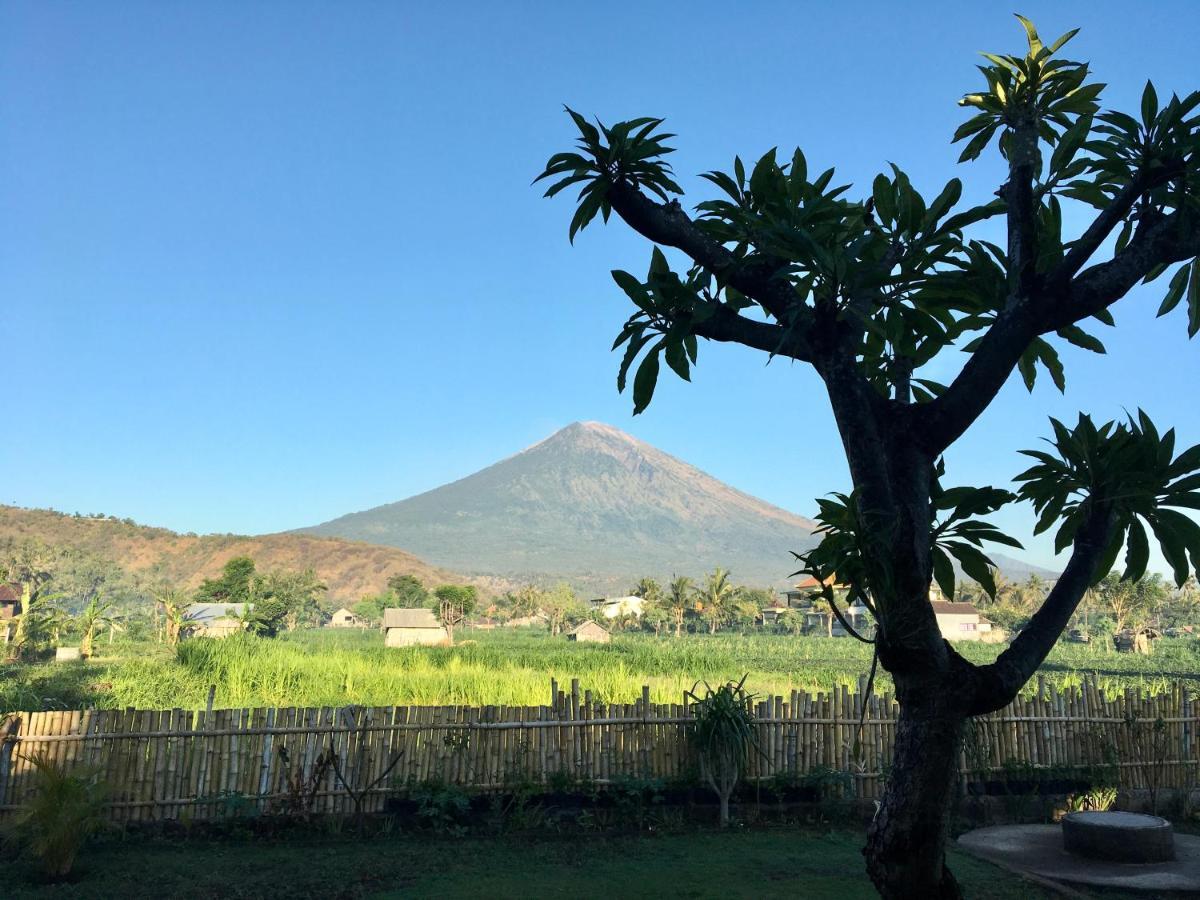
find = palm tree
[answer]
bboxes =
[76,596,117,658]
[693,568,737,635]
[667,576,693,638]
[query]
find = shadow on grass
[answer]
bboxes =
[0,660,115,711]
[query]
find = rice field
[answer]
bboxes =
[4,627,1200,712]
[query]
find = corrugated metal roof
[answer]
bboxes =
[382,608,442,630]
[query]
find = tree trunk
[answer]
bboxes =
[865,677,970,899]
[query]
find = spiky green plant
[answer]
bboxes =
[10,751,108,880]
[686,676,761,826]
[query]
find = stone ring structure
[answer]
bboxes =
[1061,811,1175,863]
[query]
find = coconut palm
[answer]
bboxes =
[667,575,693,638]
[693,568,737,635]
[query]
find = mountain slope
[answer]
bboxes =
[0,505,479,602]
[303,421,822,591]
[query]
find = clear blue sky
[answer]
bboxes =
[3,1,1198,571]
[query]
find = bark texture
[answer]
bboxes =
[865,680,970,899]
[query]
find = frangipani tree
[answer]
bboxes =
[537,17,1200,898]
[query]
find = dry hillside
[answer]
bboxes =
[0,505,484,602]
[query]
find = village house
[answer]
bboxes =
[327,607,361,628]
[930,601,1002,643]
[382,608,447,647]
[589,596,645,619]
[1,583,21,646]
[184,603,250,638]
[1115,627,1160,654]
[566,620,611,643]
[782,575,853,607]
[759,601,791,626]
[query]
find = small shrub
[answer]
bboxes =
[9,752,108,880]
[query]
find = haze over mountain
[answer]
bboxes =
[305,422,820,593]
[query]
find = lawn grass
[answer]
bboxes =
[5,827,1072,899]
[4,627,1198,712]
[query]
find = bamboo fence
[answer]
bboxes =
[0,675,1196,823]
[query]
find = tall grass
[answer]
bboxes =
[3,628,1198,711]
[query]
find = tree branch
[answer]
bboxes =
[1042,206,1200,332]
[606,180,815,359]
[1006,122,1040,304]
[968,504,1117,715]
[909,304,1038,454]
[1050,159,1188,289]
[916,204,1199,454]
[687,301,811,359]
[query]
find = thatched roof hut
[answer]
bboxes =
[382,608,447,646]
[566,620,611,643]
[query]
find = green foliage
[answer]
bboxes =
[795,470,1021,609]
[929,465,1023,601]
[9,751,108,880]
[1065,785,1117,812]
[431,584,478,640]
[386,574,428,607]
[1015,412,1200,585]
[9,628,1200,712]
[248,567,328,637]
[76,595,118,658]
[533,108,681,243]
[409,780,471,836]
[954,17,1098,163]
[539,16,1200,417]
[692,568,737,634]
[195,557,257,605]
[351,595,387,626]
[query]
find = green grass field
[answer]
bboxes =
[4,627,1199,712]
[4,827,1069,899]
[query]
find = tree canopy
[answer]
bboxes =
[538,15,1200,898]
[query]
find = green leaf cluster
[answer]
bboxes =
[610,248,704,413]
[534,108,681,242]
[954,16,1100,164]
[930,463,1022,601]
[1015,412,1200,586]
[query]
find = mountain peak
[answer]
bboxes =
[555,420,637,441]
[304,423,818,591]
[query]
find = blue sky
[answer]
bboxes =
[2,1,1198,571]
